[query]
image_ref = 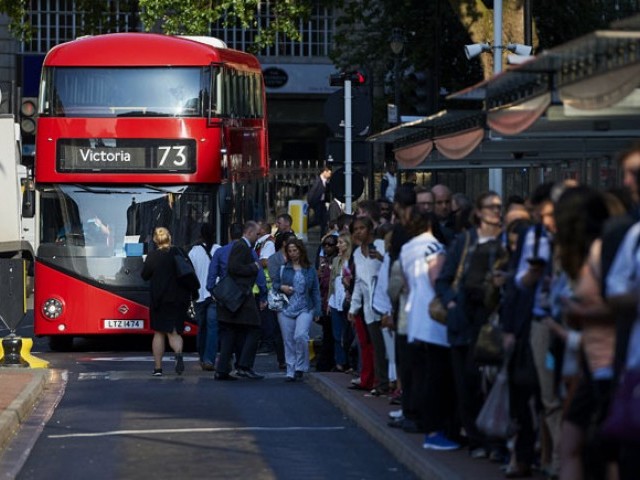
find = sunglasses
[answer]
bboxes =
[323,242,337,247]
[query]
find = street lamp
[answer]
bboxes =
[390,28,405,124]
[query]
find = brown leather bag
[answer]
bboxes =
[429,231,470,325]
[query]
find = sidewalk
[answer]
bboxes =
[0,368,50,453]
[307,370,531,480]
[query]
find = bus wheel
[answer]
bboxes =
[49,335,74,352]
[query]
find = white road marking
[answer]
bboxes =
[78,356,199,362]
[48,426,345,439]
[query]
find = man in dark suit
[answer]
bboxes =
[307,166,332,236]
[215,221,267,380]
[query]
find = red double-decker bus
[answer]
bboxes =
[33,33,268,349]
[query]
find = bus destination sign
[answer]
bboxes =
[57,139,196,173]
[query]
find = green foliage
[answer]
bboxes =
[137,0,312,51]
[0,0,31,41]
[0,1,313,51]
[533,0,638,50]
[331,0,483,127]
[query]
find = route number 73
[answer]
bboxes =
[158,145,187,166]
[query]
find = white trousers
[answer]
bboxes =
[278,310,313,378]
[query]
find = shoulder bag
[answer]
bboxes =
[429,231,470,325]
[211,275,247,313]
[174,248,200,294]
[473,312,504,365]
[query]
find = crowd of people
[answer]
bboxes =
[141,144,640,480]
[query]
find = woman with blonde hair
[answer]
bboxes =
[327,232,353,372]
[141,227,192,376]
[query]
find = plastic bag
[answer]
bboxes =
[476,365,515,439]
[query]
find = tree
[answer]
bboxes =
[447,0,533,78]
[138,0,312,50]
[0,0,313,50]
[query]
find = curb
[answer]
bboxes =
[0,369,49,452]
[307,373,466,480]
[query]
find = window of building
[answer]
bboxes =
[24,0,139,54]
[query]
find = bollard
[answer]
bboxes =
[0,334,30,367]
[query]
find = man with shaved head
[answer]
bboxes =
[431,184,455,245]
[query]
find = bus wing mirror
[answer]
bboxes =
[22,179,35,218]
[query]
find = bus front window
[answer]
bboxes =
[38,185,215,289]
[43,67,211,118]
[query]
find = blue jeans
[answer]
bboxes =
[195,298,218,365]
[330,307,348,367]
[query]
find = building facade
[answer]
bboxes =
[0,1,338,165]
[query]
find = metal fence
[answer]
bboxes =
[268,158,325,218]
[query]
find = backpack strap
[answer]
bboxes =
[200,243,212,259]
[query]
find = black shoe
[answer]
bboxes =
[294,371,304,380]
[214,372,237,381]
[175,354,184,375]
[201,363,215,371]
[236,368,265,380]
[284,376,296,382]
[504,463,532,478]
[152,368,163,376]
[388,417,405,429]
[401,419,421,433]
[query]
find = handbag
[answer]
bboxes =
[473,313,504,365]
[601,369,640,441]
[267,266,288,312]
[429,231,471,325]
[211,275,247,313]
[187,300,196,322]
[174,249,200,294]
[476,363,515,439]
[267,289,289,312]
[428,297,448,324]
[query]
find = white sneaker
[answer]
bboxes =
[388,409,403,419]
[350,378,361,386]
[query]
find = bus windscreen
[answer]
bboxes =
[42,67,210,118]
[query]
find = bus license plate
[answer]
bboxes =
[103,320,144,330]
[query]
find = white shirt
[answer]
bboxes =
[189,243,220,302]
[606,221,640,297]
[383,172,397,203]
[328,267,347,311]
[372,253,393,315]
[255,234,275,261]
[400,232,447,345]
[349,238,385,324]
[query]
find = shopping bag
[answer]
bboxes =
[476,365,515,439]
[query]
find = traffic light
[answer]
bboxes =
[20,97,38,148]
[329,71,367,87]
[406,70,432,116]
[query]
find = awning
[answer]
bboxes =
[366,14,640,167]
[487,92,551,135]
[368,110,486,166]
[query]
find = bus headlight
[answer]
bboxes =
[42,298,63,319]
